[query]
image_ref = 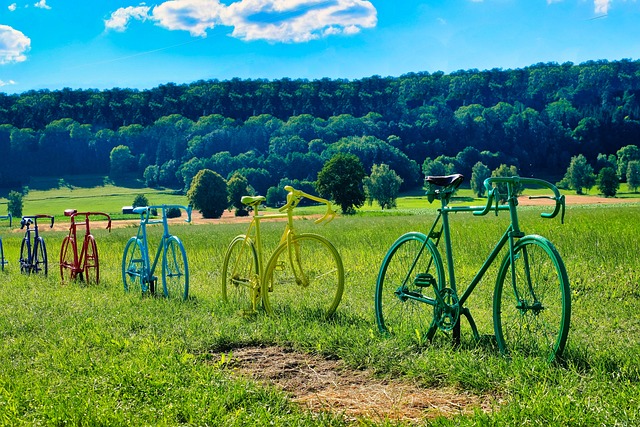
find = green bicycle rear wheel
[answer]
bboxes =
[263,233,344,318]
[375,232,445,340]
[493,235,571,361]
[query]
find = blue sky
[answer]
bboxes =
[0,0,639,94]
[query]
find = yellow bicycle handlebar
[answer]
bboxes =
[280,185,336,224]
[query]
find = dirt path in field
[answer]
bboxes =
[211,345,496,423]
[518,194,640,206]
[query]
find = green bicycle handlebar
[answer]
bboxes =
[474,177,566,222]
[280,185,336,225]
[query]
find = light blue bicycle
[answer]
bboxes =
[122,205,191,300]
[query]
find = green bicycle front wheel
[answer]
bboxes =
[493,235,571,361]
[222,235,259,311]
[263,233,344,318]
[122,237,146,294]
[375,232,445,340]
[162,236,189,300]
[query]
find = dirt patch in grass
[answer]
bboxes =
[214,345,496,424]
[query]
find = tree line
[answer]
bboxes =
[2,59,640,203]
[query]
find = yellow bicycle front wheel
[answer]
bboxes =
[262,233,344,318]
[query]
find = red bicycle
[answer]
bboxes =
[60,209,111,285]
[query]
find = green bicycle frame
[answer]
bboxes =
[405,176,565,342]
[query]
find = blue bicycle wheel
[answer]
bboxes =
[162,236,189,300]
[122,237,146,294]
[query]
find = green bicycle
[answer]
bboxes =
[122,205,192,300]
[222,185,344,317]
[375,175,571,361]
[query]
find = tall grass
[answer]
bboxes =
[1,202,639,425]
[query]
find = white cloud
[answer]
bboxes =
[34,0,51,9]
[594,0,611,13]
[109,0,377,43]
[152,0,225,37]
[105,5,151,32]
[0,25,30,64]
[8,3,17,11]
[0,79,17,87]
[221,0,377,42]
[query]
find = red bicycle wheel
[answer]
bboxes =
[83,235,99,285]
[60,236,77,283]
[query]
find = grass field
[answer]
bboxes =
[1,178,640,425]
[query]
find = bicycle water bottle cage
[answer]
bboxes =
[241,195,266,207]
[425,174,464,203]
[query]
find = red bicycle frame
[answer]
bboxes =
[60,209,111,285]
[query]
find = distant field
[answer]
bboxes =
[0,175,189,221]
[2,175,639,221]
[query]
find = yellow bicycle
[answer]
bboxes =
[222,186,344,317]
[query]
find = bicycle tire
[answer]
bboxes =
[263,233,344,318]
[60,236,77,283]
[33,237,48,275]
[493,235,571,361]
[375,232,445,339]
[222,235,259,310]
[20,238,30,274]
[83,235,99,285]
[162,236,189,300]
[0,239,5,271]
[122,237,146,294]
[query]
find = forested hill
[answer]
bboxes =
[2,59,640,193]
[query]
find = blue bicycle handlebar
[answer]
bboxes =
[133,205,192,223]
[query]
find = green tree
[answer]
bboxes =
[627,160,640,192]
[187,169,228,218]
[316,153,366,215]
[491,164,522,202]
[470,161,491,197]
[616,145,640,179]
[143,165,160,187]
[109,145,135,176]
[227,172,251,216]
[422,158,450,177]
[132,194,149,208]
[559,154,596,195]
[7,190,23,217]
[597,167,619,197]
[363,163,403,210]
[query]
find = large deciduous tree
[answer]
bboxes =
[109,145,135,176]
[227,172,251,216]
[470,161,491,197]
[316,153,366,215]
[559,154,596,195]
[363,163,403,209]
[627,160,640,192]
[187,169,228,218]
[597,167,619,197]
